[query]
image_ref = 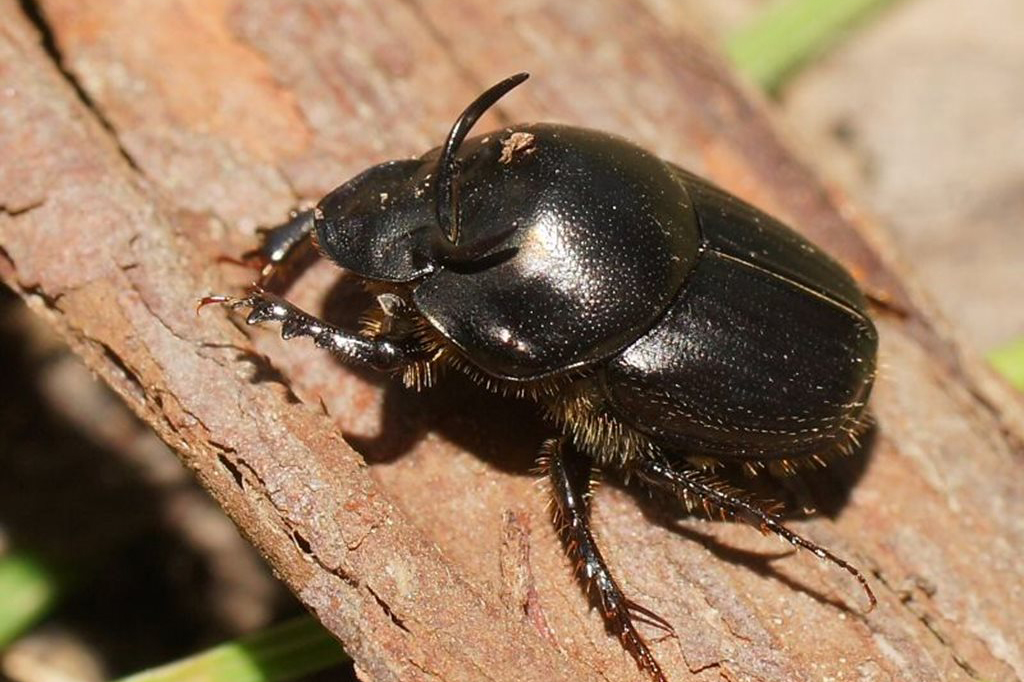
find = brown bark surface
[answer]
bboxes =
[2,2,1023,681]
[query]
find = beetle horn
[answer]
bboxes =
[435,72,529,246]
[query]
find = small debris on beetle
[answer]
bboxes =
[500,131,536,164]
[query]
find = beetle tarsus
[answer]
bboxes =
[637,459,877,612]
[545,438,672,682]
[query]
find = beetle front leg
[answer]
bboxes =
[214,289,417,371]
[544,438,673,682]
[635,458,876,611]
[240,208,316,287]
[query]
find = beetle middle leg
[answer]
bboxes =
[544,438,673,682]
[635,458,876,610]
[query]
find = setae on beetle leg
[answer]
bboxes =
[544,438,673,682]
[635,458,877,611]
[221,289,418,371]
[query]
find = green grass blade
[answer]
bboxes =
[0,551,64,648]
[990,337,1024,391]
[725,0,902,92]
[113,615,348,682]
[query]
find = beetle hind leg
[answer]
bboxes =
[543,438,672,682]
[636,458,876,611]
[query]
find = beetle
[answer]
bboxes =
[204,73,878,682]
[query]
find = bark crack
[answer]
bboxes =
[873,569,985,680]
[367,585,411,634]
[17,0,142,174]
[1,198,46,217]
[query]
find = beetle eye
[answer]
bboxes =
[435,73,529,246]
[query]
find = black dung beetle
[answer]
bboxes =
[204,73,878,682]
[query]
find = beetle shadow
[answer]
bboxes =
[768,421,877,520]
[640,509,859,614]
[221,349,304,404]
[315,269,880,489]
[239,260,548,467]
[346,377,549,471]
[317,274,549,471]
[306,272,880,613]
[624,425,879,615]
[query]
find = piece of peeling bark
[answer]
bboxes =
[2,2,1023,682]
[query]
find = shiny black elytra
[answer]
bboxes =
[204,73,878,682]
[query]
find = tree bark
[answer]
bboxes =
[2,2,1022,681]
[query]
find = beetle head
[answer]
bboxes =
[313,73,529,283]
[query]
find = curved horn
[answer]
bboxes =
[435,72,529,245]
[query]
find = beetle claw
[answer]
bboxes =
[196,294,236,315]
[624,597,676,637]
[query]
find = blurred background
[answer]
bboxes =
[1,1,1021,681]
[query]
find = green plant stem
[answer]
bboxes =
[989,338,1024,391]
[0,551,63,648]
[725,0,902,92]
[112,615,348,682]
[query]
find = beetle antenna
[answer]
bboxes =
[435,72,529,245]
